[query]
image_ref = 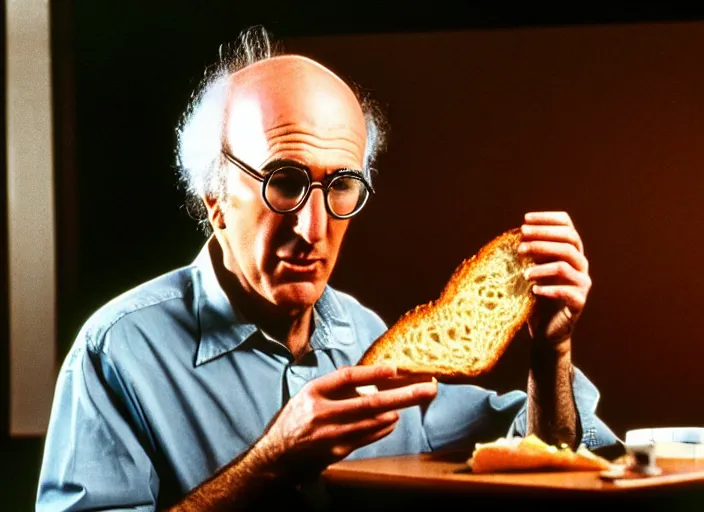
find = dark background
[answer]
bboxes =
[4,2,704,510]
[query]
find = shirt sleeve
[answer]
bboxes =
[36,339,159,511]
[422,366,619,451]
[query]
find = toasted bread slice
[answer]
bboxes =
[468,435,614,473]
[358,228,536,383]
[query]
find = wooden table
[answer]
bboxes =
[321,451,704,510]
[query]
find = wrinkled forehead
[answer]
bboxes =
[222,55,367,154]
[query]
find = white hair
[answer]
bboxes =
[175,26,388,235]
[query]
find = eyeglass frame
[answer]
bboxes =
[220,148,375,220]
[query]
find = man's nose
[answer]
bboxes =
[293,188,327,243]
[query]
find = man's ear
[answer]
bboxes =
[203,195,226,230]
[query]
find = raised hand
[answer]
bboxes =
[519,211,591,347]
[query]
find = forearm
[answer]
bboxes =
[167,437,291,511]
[526,339,580,449]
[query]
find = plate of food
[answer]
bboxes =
[466,434,619,474]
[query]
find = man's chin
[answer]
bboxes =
[270,281,325,312]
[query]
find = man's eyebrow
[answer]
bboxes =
[260,158,365,176]
[261,159,308,173]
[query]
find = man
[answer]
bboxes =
[37,27,618,511]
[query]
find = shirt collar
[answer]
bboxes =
[192,238,356,366]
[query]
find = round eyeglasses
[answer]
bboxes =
[222,149,374,219]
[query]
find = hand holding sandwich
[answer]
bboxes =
[356,210,593,452]
[520,210,591,349]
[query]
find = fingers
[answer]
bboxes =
[329,421,399,460]
[519,240,588,272]
[340,380,438,418]
[305,367,437,430]
[524,261,592,289]
[521,223,584,254]
[303,365,437,425]
[520,212,587,271]
[317,379,438,426]
[298,409,400,462]
[524,211,574,227]
[317,410,399,440]
[523,252,591,314]
[375,374,437,391]
[520,211,591,320]
[357,419,398,445]
[530,285,588,312]
[355,374,434,398]
[347,420,398,447]
[314,364,397,394]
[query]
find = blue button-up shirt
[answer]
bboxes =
[36,241,618,510]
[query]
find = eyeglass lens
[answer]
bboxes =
[264,167,368,217]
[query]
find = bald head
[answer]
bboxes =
[222,55,367,170]
[230,54,360,103]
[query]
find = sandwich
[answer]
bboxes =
[358,228,536,383]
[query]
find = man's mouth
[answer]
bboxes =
[278,257,322,273]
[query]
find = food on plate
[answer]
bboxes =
[358,228,536,383]
[468,434,614,473]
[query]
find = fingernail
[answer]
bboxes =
[523,268,532,280]
[380,411,399,422]
[518,243,527,254]
[356,385,379,396]
[532,285,540,294]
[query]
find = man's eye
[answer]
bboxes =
[268,168,308,198]
[270,179,302,197]
[277,181,303,198]
[330,177,360,193]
